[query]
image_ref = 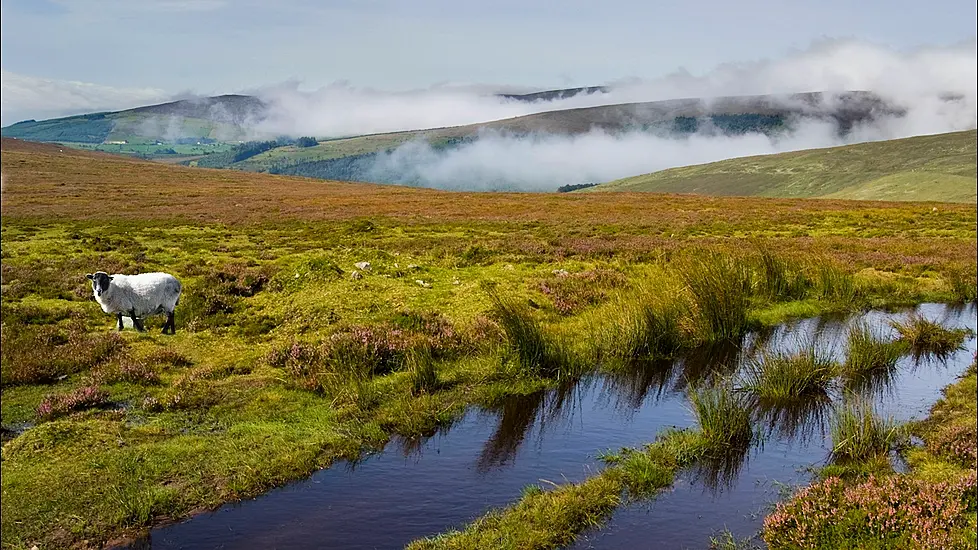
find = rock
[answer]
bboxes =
[552,269,570,277]
[351,271,363,280]
[416,279,432,288]
[355,261,372,271]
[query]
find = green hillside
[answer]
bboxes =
[0,95,261,157]
[589,130,977,203]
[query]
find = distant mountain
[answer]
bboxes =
[227,91,907,184]
[0,86,609,149]
[0,94,266,145]
[585,130,977,203]
[499,86,610,102]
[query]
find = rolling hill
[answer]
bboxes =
[0,86,604,148]
[586,130,977,203]
[204,91,903,183]
[0,95,263,146]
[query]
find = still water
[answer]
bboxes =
[132,303,977,549]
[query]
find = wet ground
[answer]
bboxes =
[131,303,977,549]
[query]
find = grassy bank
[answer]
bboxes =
[590,130,977,203]
[1,141,976,548]
[763,357,977,549]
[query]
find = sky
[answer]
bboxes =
[1,0,977,125]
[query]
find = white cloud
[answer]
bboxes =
[255,39,977,138]
[0,70,170,125]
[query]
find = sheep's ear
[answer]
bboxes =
[86,273,94,280]
[108,276,114,281]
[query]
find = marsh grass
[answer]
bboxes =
[407,473,623,550]
[843,322,907,382]
[611,447,676,499]
[755,249,809,301]
[490,292,580,379]
[689,385,755,454]
[739,347,837,403]
[603,285,687,360]
[811,262,857,303]
[944,266,978,303]
[890,313,970,358]
[407,346,439,395]
[829,400,905,463]
[680,253,754,342]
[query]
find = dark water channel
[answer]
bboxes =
[133,304,977,550]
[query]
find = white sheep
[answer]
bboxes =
[86,271,182,334]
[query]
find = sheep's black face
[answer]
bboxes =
[86,271,114,297]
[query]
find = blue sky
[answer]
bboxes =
[1,0,976,124]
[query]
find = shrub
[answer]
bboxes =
[1,323,127,386]
[37,385,110,420]
[183,262,276,329]
[93,360,160,385]
[537,268,627,315]
[925,423,978,467]
[764,472,977,549]
[144,348,193,368]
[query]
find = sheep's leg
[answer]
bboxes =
[163,312,175,334]
[117,313,125,331]
[129,309,146,332]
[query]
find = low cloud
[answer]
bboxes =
[254,39,976,191]
[254,39,977,139]
[358,118,898,191]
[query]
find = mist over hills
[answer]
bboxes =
[1,88,937,191]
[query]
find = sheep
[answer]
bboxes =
[86,271,182,334]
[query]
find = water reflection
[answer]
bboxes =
[753,393,833,444]
[689,441,753,495]
[601,358,677,410]
[130,304,976,550]
[477,378,582,472]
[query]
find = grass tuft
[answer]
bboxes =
[407,346,439,395]
[739,347,837,403]
[842,322,906,385]
[890,313,970,358]
[490,292,580,379]
[755,248,809,301]
[943,265,978,303]
[604,285,686,360]
[680,253,754,342]
[689,385,755,454]
[829,400,905,464]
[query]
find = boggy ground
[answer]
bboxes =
[1,140,976,549]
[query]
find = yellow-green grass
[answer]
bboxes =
[1,138,976,548]
[590,130,977,203]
